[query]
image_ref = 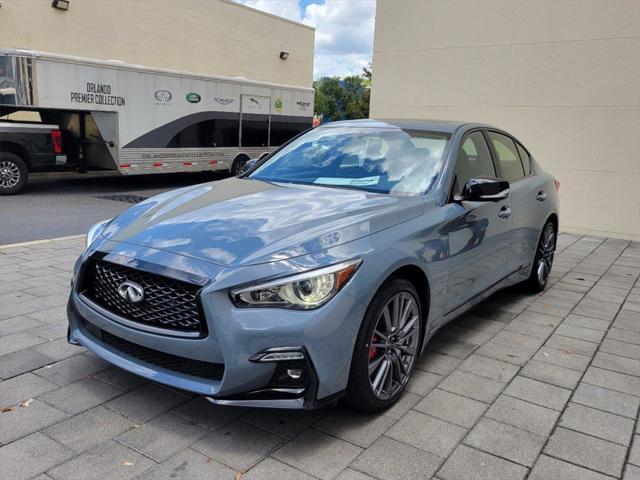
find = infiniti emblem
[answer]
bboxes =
[117,280,144,303]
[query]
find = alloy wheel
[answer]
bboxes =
[0,160,20,188]
[536,225,555,285]
[368,292,420,400]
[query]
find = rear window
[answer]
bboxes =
[516,142,531,175]
[488,131,525,182]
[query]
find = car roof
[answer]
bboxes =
[318,118,496,134]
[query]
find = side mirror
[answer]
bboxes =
[454,177,509,202]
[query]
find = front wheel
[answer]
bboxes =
[0,152,28,195]
[524,221,556,292]
[347,278,423,412]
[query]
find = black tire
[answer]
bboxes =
[231,155,249,176]
[524,220,556,292]
[346,278,423,412]
[0,152,28,195]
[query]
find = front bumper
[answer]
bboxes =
[67,243,368,408]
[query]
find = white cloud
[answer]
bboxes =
[233,0,376,79]
[234,0,302,23]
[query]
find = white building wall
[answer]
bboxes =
[371,0,640,240]
[0,0,314,88]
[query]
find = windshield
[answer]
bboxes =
[249,126,450,195]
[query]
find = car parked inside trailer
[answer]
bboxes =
[0,48,314,194]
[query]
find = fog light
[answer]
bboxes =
[249,347,305,363]
[249,347,311,389]
[260,351,304,362]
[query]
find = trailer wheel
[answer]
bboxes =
[0,152,28,195]
[231,154,250,176]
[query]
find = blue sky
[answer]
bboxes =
[233,0,376,79]
[299,0,325,9]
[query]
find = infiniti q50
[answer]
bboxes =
[67,119,559,411]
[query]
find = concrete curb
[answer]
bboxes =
[0,234,85,250]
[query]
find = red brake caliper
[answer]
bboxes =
[369,335,379,361]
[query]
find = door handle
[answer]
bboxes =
[498,206,511,219]
[536,191,547,201]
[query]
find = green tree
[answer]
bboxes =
[342,75,369,119]
[362,62,372,85]
[313,77,342,121]
[313,65,371,122]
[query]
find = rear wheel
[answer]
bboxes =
[524,221,556,292]
[347,278,423,412]
[231,154,249,176]
[0,152,28,195]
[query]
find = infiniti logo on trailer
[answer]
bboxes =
[154,90,172,102]
[117,281,145,303]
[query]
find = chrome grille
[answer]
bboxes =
[82,258,204,335]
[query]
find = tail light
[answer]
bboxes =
[51,130,63,154]
[554,179,560,191]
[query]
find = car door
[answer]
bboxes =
[443,130,514,314]
[486,131,542,273]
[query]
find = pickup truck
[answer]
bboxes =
[0,121,67,194]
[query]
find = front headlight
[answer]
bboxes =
[86,218,112,248]
[231,258,362,309]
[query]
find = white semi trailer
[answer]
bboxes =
[0,48,314,193]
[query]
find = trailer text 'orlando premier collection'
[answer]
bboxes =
[0,49,314,193]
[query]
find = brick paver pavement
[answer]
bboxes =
[0,233,638,480]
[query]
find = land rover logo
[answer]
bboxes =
[117,281,144,303]
[186,92,201,103]
[154,90,172,102]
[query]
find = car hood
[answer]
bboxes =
[102,177,424,267]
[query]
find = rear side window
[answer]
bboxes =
[241,116,269,147]
[453,131,496,194]
[270,119,310,146]
[488,131,525,182]
[516,142,531,175]
[167,118,239,148]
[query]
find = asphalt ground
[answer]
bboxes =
[0,171,228,245]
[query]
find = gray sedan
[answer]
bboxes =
[68,119,559,411]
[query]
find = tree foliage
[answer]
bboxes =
[313,64,371,122]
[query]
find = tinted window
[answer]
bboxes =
[213,119,240,148]
[453,131,496,194]
[167,118,239,148]
[250,126,450,195]
[488,131,525,182]
[0,57,16,105]
[241,116,269,147]
[516,141,531,175]
[270,119,310,146]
